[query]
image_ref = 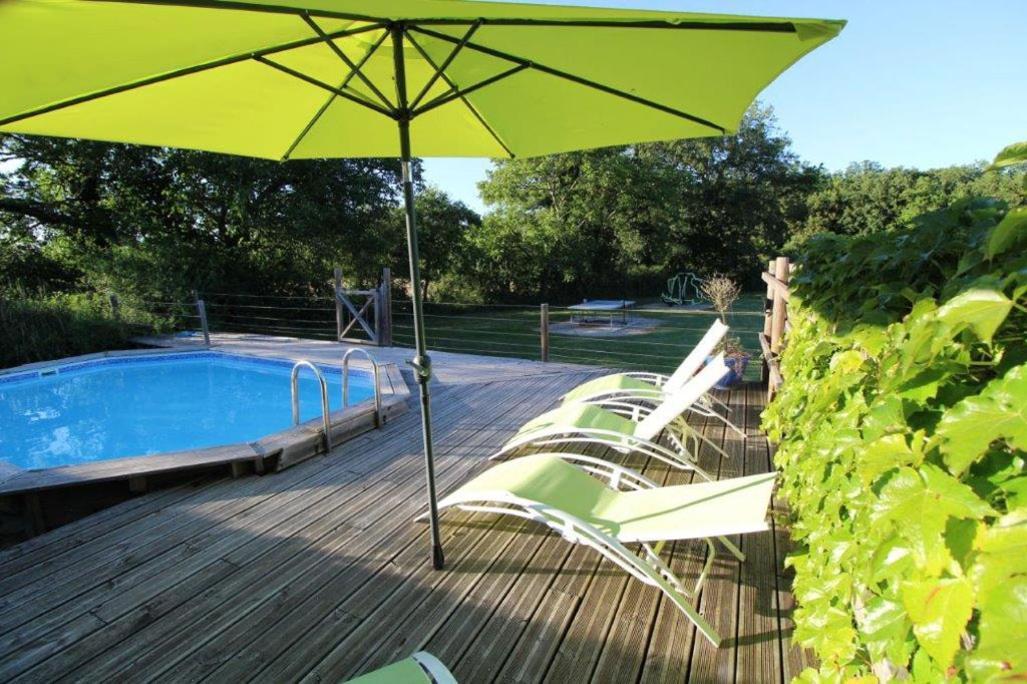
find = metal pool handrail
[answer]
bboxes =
[290,360,332,452]
[341,348,382,428]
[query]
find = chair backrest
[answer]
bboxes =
[664,319,729,391]
[635,354,729,441]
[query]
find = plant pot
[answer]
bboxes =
[709,354,750,390]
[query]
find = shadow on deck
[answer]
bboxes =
[0,358,811,682]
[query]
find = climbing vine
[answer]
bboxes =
[763,164,1027,681]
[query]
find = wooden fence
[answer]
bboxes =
[759,256,791,400]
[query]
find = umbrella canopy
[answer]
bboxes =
[0,0,843,570]
[0,0,842,159]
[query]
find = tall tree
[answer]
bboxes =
[0,134,410,297]
[800,161,1026,240]
[471,104,820,299]
[388,185,481,301]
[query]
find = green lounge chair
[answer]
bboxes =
[427,453,776,646]
[492,355,731,479]
[347,652,455,683]
[560,319,743,438]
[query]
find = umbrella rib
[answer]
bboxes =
[281,29,392,160]
[0,22,386,129]
[88,0,805,33]
[300,14,395,111]
[408,22,481,112]
[411,25,726,134]
[413,65,528,117]
[404,29,516,159]
[425,18,800,31]
[281,88,338,161]
[253,56,395,118]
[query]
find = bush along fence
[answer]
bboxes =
[0,291,145,368]
[761,198,1027,681]
[57,264,764,378]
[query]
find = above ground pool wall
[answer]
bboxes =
[0,349,410,546]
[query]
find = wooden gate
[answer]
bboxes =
[334,266,392,346]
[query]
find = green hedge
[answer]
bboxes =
[0,292,138,368]
[762,198,1027,681]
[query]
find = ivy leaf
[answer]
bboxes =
[934,362,1027,475]
[895,367,947,403]
[901,578,974,668]
[859,593,911,660]
[987,140,1027,170]
[861,395,906,441]
[870,538,914,584]
[872,465,993,572]
[936,286,1012,343]
[967,577,1027,681]
[986,206,1027,259]
[971,509,1027,595]
[860,433,917,485]
[849,324,889,358]
[967,512,1027,680]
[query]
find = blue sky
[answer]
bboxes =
[423,0,1026,214]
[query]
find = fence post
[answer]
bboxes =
[540,303,550,362]
[109,293,120,320]
[770,256,790,354]
[761,259,774,383]
[196,299,210,346]
[333,266,344,342]
[378,267,392,346]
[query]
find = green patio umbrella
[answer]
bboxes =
[0,0,843,569]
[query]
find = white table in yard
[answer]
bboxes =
[568,299,635,327]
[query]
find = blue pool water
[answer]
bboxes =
[0,352,374,470]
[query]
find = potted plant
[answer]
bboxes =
[699,275,751,389]
[713,334,750,389]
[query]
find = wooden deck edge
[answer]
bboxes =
[0,364,411,496]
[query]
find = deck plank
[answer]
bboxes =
[50,378,568,683]
[176,378,571,682]
[0,344,804,684]
[687,389,745,683]
[738,382,786,684]
[589,425,708,684]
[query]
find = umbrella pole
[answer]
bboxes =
[394,26,444,571]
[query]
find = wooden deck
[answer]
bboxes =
[0,355,810,683]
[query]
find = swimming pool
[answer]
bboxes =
[0,352,375,471]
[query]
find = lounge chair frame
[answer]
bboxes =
[491,422,715,481]
[576,386,747,440]
[425,453,747,646]
[494,381,729,479]
[560,319,742,437]
[495,356,732,479]
[410,651,456,684]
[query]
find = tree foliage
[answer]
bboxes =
[388,185,481,301]
[798,161,1024,241]
[467,105,819,299]
[2,111,1025,313]
[0,134,413,298]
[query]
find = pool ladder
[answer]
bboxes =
[341,348,383,428]
[290,350,385,453]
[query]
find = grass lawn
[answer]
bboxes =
[202,292,765,380]
[391,294,765,379]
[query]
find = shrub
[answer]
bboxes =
[762,197,1027,681]
[0,290,139,368]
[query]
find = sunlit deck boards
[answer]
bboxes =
[0,354,810,683]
